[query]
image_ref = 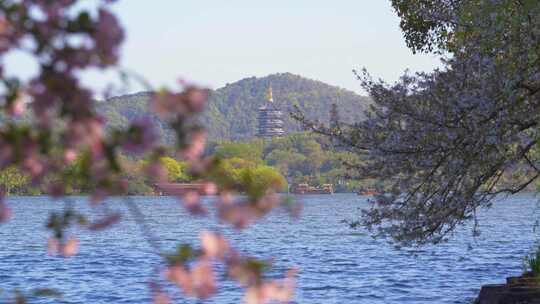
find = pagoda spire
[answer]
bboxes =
[267,85,274,103]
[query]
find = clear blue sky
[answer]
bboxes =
[10,1,442,95]
[104,1,442,94]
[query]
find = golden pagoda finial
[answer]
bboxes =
[267,85,274,103]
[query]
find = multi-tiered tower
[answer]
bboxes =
[257,86,285,138]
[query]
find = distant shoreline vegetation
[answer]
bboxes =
[0,132,367,196]
[2,131,536,196]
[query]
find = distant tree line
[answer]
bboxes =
[208,132,373,192]
[0,132,379,195]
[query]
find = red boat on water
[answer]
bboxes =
[154,183,207,196]
[291,183,333,194]
[357,188,379,196]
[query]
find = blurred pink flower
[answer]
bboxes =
[88,213,121,231]
[191,258,216,299]
[0,15,9,35]
[166,258,216,299]
[47,237,60,256]
[151,87,209,117]
[63,149,77,164]
[66,117,105,158]
[118,179,129,193]
[122,118,157,155]
[23,155,45,179]
[145,161,167,183]
[0,202,11,223]
[93,8,124,66]
[200,231,229,259]
[61,238,79,257]
[219,191,234,205]
[243,269,297,304]
[227,255,261,287]
[9,99,25,116]
[90,189,107,205]
[181,191,206,215]
[188,156,214,175]
[184,87,208,113]
[48,183,65,198]
[166,265,193,295]
[183,131,207,162]
[7,90,27,117]
[218,202,260,229]
[151,91,183,116]
[217,192,282,229]
[0,143,13,168]
[202,182,218,195]
[47,237,79,257]
[152,292,170,304]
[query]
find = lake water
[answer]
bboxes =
[0,193,539,303]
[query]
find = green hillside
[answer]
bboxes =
[97,73,370,142]
[97,92,176,143]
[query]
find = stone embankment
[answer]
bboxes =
[476,275,540,304]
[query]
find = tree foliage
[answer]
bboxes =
[208,132,364,192]
[213,157,288,194]
[0,166,29,195]
[159,156,189,182]
[0,1,298,302]
[214,140,265,163]
[298,0,540,245]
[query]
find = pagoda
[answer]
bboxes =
[257,86,285,138]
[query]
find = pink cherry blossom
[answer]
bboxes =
[151,87,209,117]
[7,90,27,117]
[61,238,79,257]
[182,131,207,162]
[152,292,170,304]
[200,231,229,259]
[166,258,216,299]
[22,155,45,179]
[88,213,121,231]
[145,161,167,183]
[243,269,297,304]
[151,91,187,116]
[122,118,157,155]
[217,193,280,229]
[47,237,60,256]
[63,149,77,164]
[202,182,218,195]
[66,117,105,158]
[48,183,65,198]
[90,189,107,205]
[218,203,259,229]
[93,8,124,66]
[190,258,217,299]
[166,265,193,295]
[181,191,206,215]
[47,237,79,257]
[184,86,209,113]
[0,143,13,168]
[0,202,11,223]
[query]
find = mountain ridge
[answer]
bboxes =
[98,72,371,142]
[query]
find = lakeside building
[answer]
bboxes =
[257,86,285,138]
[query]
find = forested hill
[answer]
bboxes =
[97,73,371,141]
